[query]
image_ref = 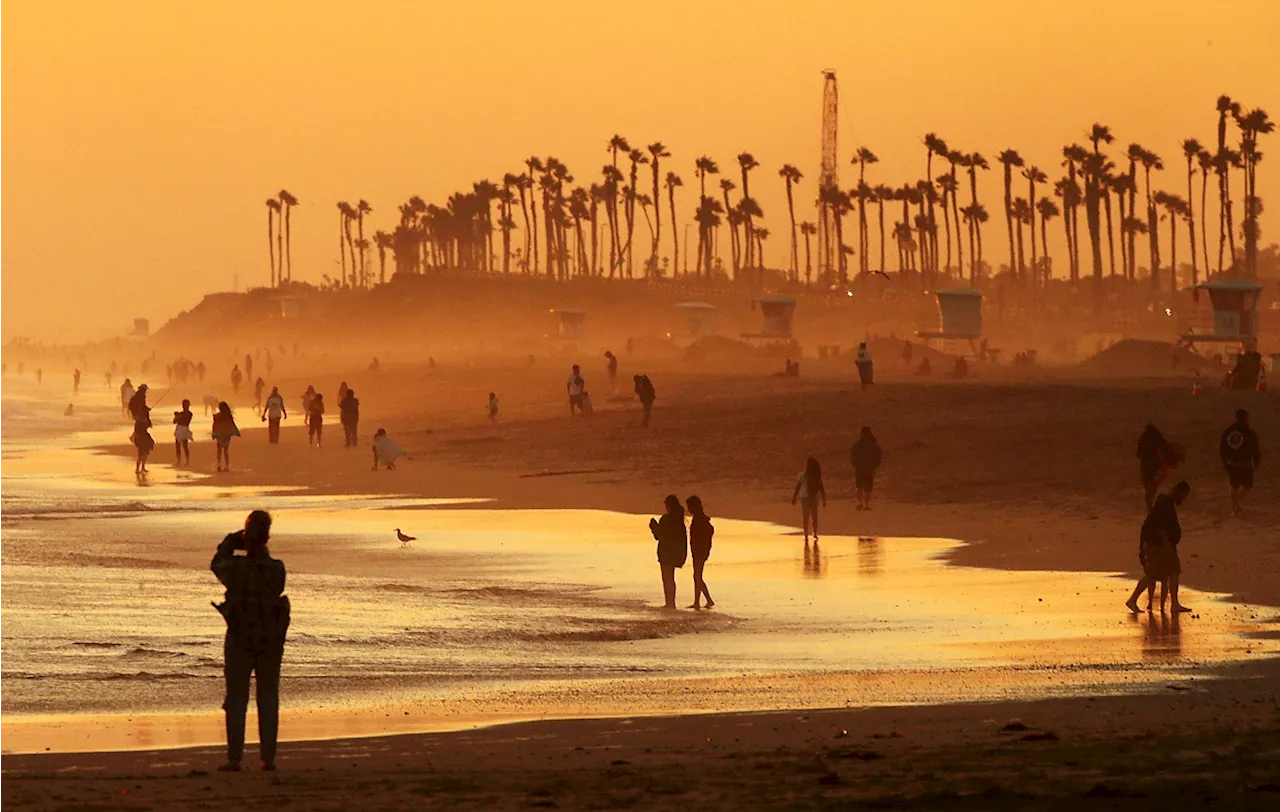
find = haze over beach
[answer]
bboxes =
[4,0,1279,340]
[3,1,1280,809]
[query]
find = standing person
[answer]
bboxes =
[604,350,619,390]
[851,426,883,510]
[902,340,913,369]
[300,385,316,416]
[634,374,656,427]
[36,368,43,384]
[230,365,243,395]
[132,406,154,475]
[173,399,194,465]
[1220,408,1261,517]
[244,354,253,382]
[211,510,289,773]
[253,377,266,410]
[1126,481,1192,613]
[120,378,135,419]
[1136,423,1183,510]
[127,383,149,421]
[196,361,206,383]
[686,495,715,609]
[371,428,407,470]
[649,494,688,609]
[306,393,325,448]
[211,402,241,472]
[566,364,586,416]
[73,368,81,394]
[337,381,349,407]
[854,342,874,390]
[791,457,827,543]
[261,387,287,444]
[339,388,360,448]
[487,392,499,423]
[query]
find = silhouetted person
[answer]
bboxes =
[120,378,135,418]
[230,365,242,395]
[649,494,688,609]
[372,428,406,470]
[73,368,81,393]
[634,374,656,427]
[605,350,618,389]
[1136,423,1182,510]
[212,402,241,472]
[36,368,42,384]
[253,377,266,409]
[1220,408,1261,517]
[197,361,206,383]
[915,356,931,377]
[337,380,349,406]
[851,426,882,510]
[212,510,289,773]
[791,457,826,543]
[173,399,194,465]
[855,342,874,390]
[686,495,714,609]
[244,354,253,382]
[1127,481,1191,614]
[339,388,360,447]
[127,383,149,421]
[902,340,913,368]
[567,364,586,416]
[306,393,325,448]
[133,406,154,475]
[949,357,969,379]
[262,387,287,444]
[488,392,499,423]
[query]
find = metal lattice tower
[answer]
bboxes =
[817,70,839,277]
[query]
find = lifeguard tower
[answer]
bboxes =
[675,301,717,337]
[742,296,797,343]
[1178,280,1262,350]
[549,308,588,341]
[916,289,983,356]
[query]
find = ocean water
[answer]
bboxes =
[2,377,1277,754]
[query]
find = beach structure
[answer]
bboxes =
[742,296,797,341]
[675,301,717,337]
[549,307,588,341]
[130,318,150,337]
[1178,280,1263,350]
[916,289,983,356]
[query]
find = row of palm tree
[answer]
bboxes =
[264,190,297,286]
[266,97,1269,296]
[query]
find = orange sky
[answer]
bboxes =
[3,0,1278,341]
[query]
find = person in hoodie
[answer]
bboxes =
[339,388,360,448]
[686,495,715,609]
[649,494,688,609]
[851,426,883,510]
[1219,408,1262,517]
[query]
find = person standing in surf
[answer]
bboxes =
[173,398,194,465]
[1127,481,1192,613]
[791,457,827,543]
[133,404,155,475]
[686,495,715,609]
[649,494,688,609]
[306,393,325,448]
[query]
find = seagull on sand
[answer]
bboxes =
[395,528,416,548]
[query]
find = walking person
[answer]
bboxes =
[211,510,290,773]
[686,495,715,609]
[1219,408,1261,517]
[173,399,194,465]
[253,377,266,410]
[371,428,407,470]
[339,388,360,448]
[1126,481,1192,614]
[1136,423,1183,510]
[120,378,135,419]
[230,365,243,395]
[487,392,499,423]
[132,405,154,475]
[605,350,619,390]
[261,386,287,444]
[791,457,827,543]
[634,374,656,427]
[567,364,587,416]
[73,368,81,394]
[211,402,241,472]
[649,494,688,609]
[854,342,874,391]
[851,426,883,510]
[306,393,325,448]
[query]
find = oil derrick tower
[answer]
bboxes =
[817,70,839,281]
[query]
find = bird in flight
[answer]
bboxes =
[395,528,416,548]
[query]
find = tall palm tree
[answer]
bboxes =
[923,133,949,276]
[647,142,671,265]
[1197,149,1213,275]
[1214,96,1239,274]
[1124,144,1144,279]
[778,164,803,280]
[966,153,989,282]
[356,200,373,284]
[936,174,957,277]
[1011,197,1032,283]
[665,171,683,278]
[1022,166,1047,286]
[1108,173,1133,278]
[266,199,281,287]
[1080,152,1112,292]
[693,156,719,276]
[374,231,394,283]
[525,157,544,273]
[625,148,648,277]
[336,201,352,286]
[996,149,1024,281]
[589,183,607,275]
[755,227,770,273]
[1235,106,1274,278]
[720,178,738,275]
[818,186,850,284]
[1036,198,1060,286]
[800,221,817,285]
[1139,148,1164,288]
[1181,138,1203,288]
[873,184,892,274]
[1156,192,1189,292]
[852,147,879,273]
[1061,144,1087,282]
[278,190,298,283]
[736,153,760,267]
[602,164,624,277]
[694,196,724,280]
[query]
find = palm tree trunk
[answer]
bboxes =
[668,186,679,279]
[877,200,887,273]
[652,164,662,264]
[803,231,812,285]
[590,200,600,276]
[786,181,798,280]
[284,204,293,282]
[1186,163,1198,289]
[267,207,276,288]
[1224,168,1237,274]
[1169,210,1178,292]
[1015,218,1025,287]
[1103,191,1116,278]
[518,187,532,273]
[940,190,952,277]
[1200,167,1211,276]
[530,194,540,274]
[1003,168,1016,282]
[338,212,347,286]
[1028,184,1039,288]
[1117,192,1129,278]
[1040,212,1051,285]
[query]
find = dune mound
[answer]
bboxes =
[1076,338,1223,377]
[684,335,796,362]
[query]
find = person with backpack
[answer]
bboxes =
[851,426,883,510]
[686,495,715,609]
[649,494,688,609]
[634,374,656,427]
[211,510,290,772]
[1219,408,1261,517]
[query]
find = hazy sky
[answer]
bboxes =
[4,0,1278,342]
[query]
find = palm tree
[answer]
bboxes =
[873,184,891,274]
[1214,96,1239,274]
[720,178,738,275]
[693,156,719,276]
[374,231,393,283]
[852,147,879,273]
[336,201,353,286]
[601,164,624,277]
[800,221,817,285]
[818,186,850,284]
[936,174,957,277]
[1011,197,1032,284]
[1124,144,1144,279]
[356,200,373,284]
[278,190,298,283]
[778,164,803,280]
[923,133,949,276]
[1140,148,1164,288]
[1021,166,1047,286]
[996,149,1024,282]
[755,227,770,273]
[693,196,724,280]
[966,153,989,282]
[737,153,760,267]
[1036,198,1060,286]
[266,199,281,287]
[648,143,671,265]
[1181,138,1203,288]
[1197,148,1213,274]
[1156,192,1190,292]
[524,157,544,272]
[1235,106,1274,278]
[946,150,966,275]
[665,171,683,278]
[1061,144,1087,282]
[1100,171,1120,278]
[625,148,648,277]
[1080,152,1113,292]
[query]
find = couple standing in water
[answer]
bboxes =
[650,495,715,610]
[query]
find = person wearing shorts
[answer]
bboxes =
[791,457,826,543]
[851,426,882,511]
[1127,481,1191,613]
[566,365,586,416]
[1219,408,1261,517]
[306,393,325,448]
